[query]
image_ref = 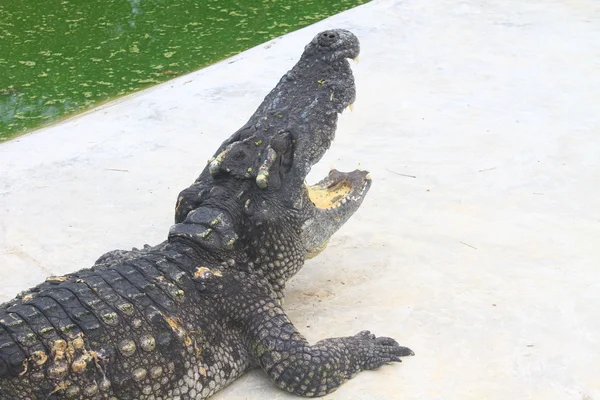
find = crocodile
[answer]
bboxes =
[0,29,413,400]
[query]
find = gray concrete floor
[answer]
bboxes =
[1,0,600,398]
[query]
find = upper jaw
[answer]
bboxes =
[207,30,361,193]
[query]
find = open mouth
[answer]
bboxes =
[306,169,372,211]
[301,169,371,259]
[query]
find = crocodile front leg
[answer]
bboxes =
[244,299,414,397]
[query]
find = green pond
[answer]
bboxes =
[0,0,368,142]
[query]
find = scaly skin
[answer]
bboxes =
[0,30,413,400]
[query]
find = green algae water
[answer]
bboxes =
[0,0,369,142]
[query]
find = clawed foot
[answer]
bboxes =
[353,330,414,370]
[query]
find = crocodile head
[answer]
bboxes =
[172,30,370,290]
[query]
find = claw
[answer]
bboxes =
[354,330,414,371]
[356,330,375,340]
[402,347,416,357]
[375,337,399,346]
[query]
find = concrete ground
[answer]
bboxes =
[1,0,599,398]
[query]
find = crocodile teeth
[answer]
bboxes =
[353,56,360,63]
[349,103,354,112]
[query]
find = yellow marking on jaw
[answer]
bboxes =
[307,181,352,209]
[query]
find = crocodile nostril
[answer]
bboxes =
[328,34,336,38]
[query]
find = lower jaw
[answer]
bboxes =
[306,169,371,211]
[302,169,372,257]
[305,239,329,260]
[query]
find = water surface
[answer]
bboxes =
[0,0,369,141]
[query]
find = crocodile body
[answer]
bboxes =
[0,30,413,400]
